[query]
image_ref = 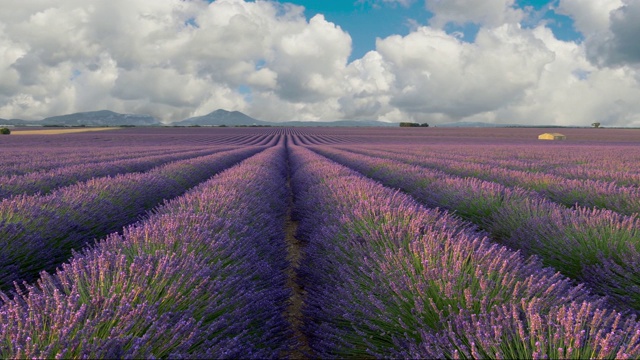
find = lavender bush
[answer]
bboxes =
[313,146,640,312]
[0,145,291,358]
[0,147,235,198]
[345,141,640,187]
[288,143,638,358]
[0,147,262,291]
[335,145,640,216]
[1,146,177,177]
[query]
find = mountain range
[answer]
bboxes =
[1,110,161,127]
[165,109,399,127]
[2,109,539,128]
[1,109,398,127]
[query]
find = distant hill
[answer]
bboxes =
[41,110,161,126]
[173,109,397,127]
[0,118,32,126]
[174,110,271,126]
[1,110,161,126]
[5,109,398,127]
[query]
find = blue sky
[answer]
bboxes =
[273,0,582,61]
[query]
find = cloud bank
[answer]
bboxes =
[0,0,639,127]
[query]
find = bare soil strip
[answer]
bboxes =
[283,162,311,359]
[10,127,120,135]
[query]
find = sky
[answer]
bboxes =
[1,0,639,126]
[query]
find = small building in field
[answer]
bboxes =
[538,132,566,140]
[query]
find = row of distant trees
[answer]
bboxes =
[399,122,429,127]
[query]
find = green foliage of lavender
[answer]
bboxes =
[313,146,640,312]
[0,145,292,358]
[405,300,640,359]
[289,143,639,358]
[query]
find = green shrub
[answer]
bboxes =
[399,122,419,127]
[0,127,10,135]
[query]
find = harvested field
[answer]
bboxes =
[10,127,120,135]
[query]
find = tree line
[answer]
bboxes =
[399,122,429,127]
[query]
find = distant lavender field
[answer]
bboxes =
[1,126,639,358]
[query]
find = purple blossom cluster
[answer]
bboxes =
[288,142,640,358]
[0,147,262,291]
[312,146,640,312]
[0,144,292,358]
[0,147,237,198]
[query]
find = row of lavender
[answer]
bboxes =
[0,127,280,147]
[0,144,292,358]
[363,142,640,184]
[0,147,237,198]
[0,146,265,291]
[379,143,640,187]
[336,145,640,216]
[2,146,186,177]
[332,142,640,183]
[289,143,640,358]
[309,145,640,312]
[290,126,640,187]
[1,132,277,177]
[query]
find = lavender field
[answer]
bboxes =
[1,126,640,358]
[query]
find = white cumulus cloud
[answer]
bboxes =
[0,0,639,127]
[378,25,553,118]
[557,0,624,36]
[558,0,640,67]
[0,0,353,122]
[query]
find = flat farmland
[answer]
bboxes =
[1,126,640,359]
[8,127,120,135]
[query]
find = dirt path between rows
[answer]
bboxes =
[283,160,311,359]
